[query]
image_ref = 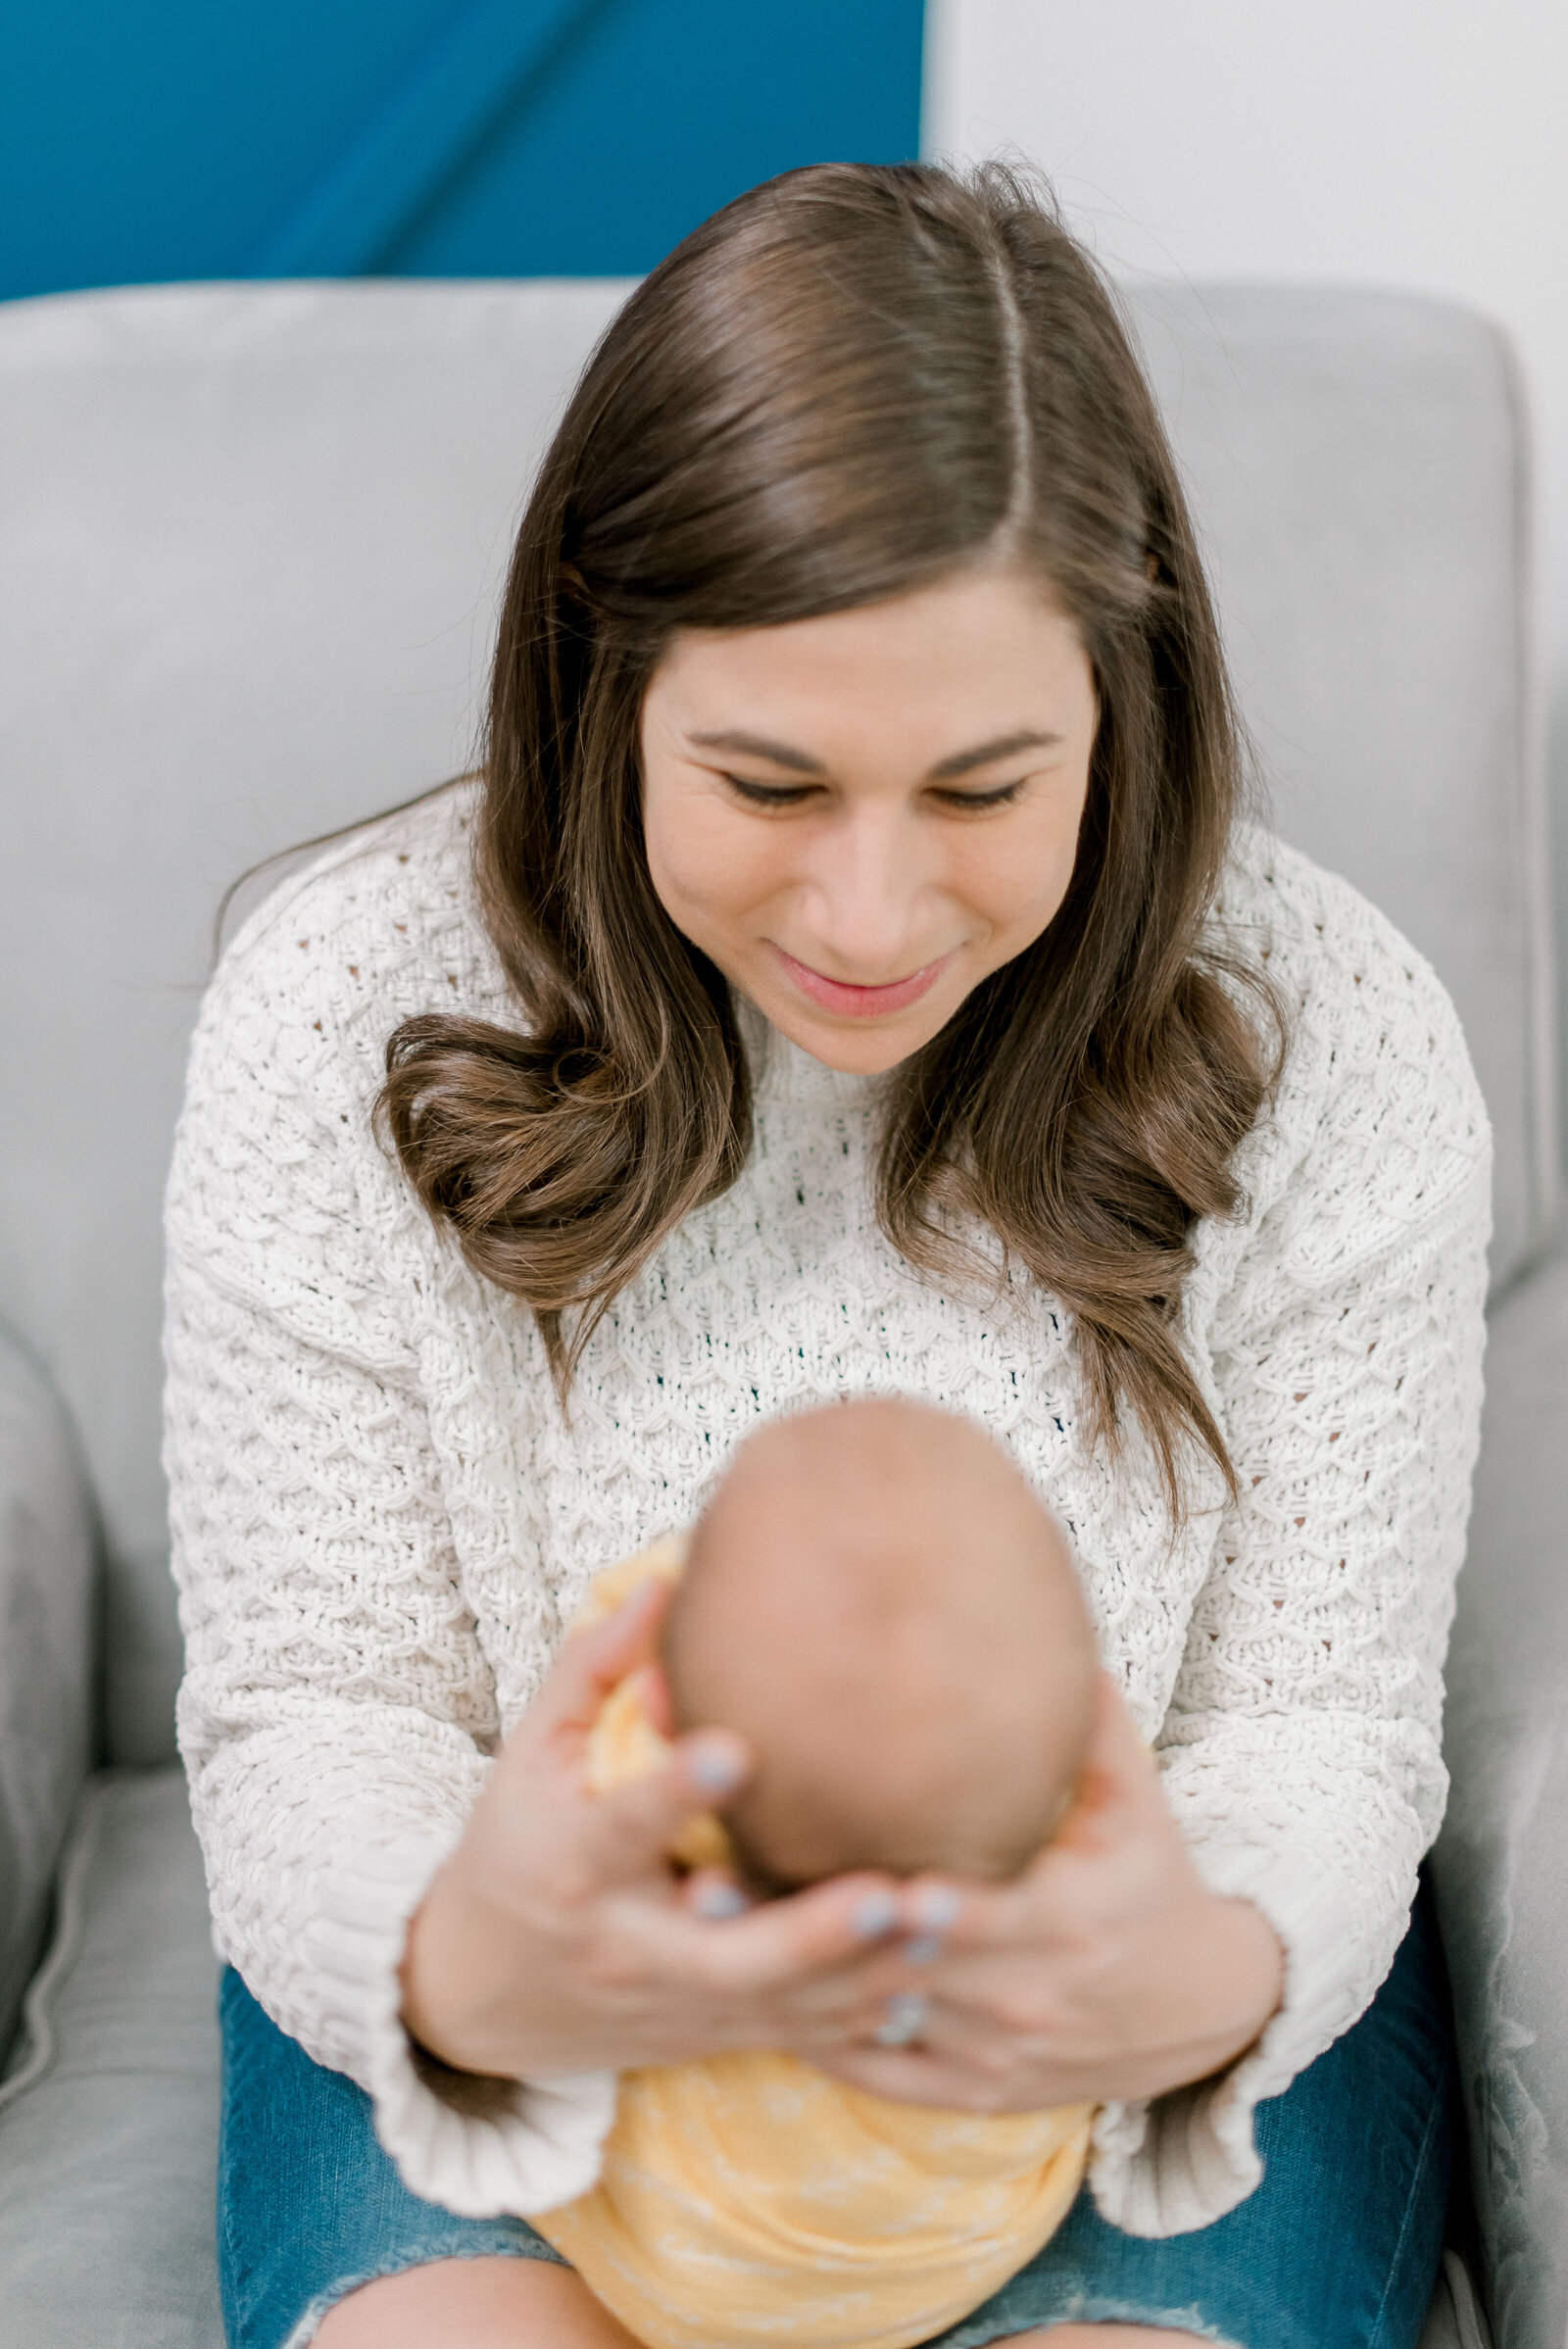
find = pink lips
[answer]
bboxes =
[769,944,955,1018]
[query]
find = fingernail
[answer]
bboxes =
[903,1934,942,1966]
[687,1737,745,1795]
[913,1884,961,1933]
[693,1881,749,1920]
[854,1890,898,1938]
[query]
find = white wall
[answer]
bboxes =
[924,0,1568,949]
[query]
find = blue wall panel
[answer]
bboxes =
[386,0,926,278]
[0,0,924,299]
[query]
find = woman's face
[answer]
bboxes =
[640,567,1099,1074]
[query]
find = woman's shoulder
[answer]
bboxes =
[169,780,508,1306]
[1216,822,1479,1086]
[1210,824,1492,1255]
[197,777,512,1071]
[1217,823,1441,1003]
[175,777,516,1218]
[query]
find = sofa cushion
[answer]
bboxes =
[0,1322,95,2068]
[1127,282,1548,1286]
[1424,2252,1497,2349]
[1435,1244,1568,2349]
[0,279,633,1775]
[0,1766,221,2349]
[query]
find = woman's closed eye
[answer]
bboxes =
[722,774,1028,812]
[723,774,818,808]
[932,780,1025,810]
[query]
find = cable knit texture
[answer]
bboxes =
[164,780,1491,2234]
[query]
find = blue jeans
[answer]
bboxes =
[218,1885,1455,2349]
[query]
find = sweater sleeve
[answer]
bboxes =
[163,871,615,2217]
[1088,896,1492,2236]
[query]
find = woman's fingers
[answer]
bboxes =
[578,1729,754,1884]
[617,1868,906,1997]
[523,1578,673,1744]
[892,1675,1173,1953]
[683,1869,753,1921]
[810,2039,1051,2113]
[1051,1669,1163,1853]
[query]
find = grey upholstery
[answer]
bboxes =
[0,1771,221,2349]
[0,277,1551,2344]
[0,280,635,1767]
[0,1326,95,2063]
[1128,284,1555,1284]
[1434,1256,1568,2349]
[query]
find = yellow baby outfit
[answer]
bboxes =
[533,1542,1093,2349]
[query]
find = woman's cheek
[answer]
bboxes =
[959,822,1077,948]
[650,802,784,941]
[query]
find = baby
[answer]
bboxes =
[536,1398,1101,2349]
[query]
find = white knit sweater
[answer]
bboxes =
[164,780,1490,2237]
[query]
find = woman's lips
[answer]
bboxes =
[768,944,956,1017]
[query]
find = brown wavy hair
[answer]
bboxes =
[380,161,1279,1515]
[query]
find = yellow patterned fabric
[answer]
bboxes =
[534,1543,1093,2349]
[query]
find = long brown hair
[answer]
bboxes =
[380,162,1278,1513]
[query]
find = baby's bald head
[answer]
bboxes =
[662,1399,1097,1890]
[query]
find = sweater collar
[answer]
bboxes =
[734,993,884,1112]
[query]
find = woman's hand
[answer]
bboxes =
[400,1579,911,2082]
[813,1673,1285,2113]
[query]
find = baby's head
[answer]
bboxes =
[662,1399,1097,1890]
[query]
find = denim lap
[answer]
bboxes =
[217,1886,1454,2349]
[217,1968,566,2349]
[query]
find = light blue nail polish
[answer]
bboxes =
[903,1933,942,1966]
[874,1991,930,2047]
[694,1882,749,1920]
[914,1884,961,1933]
[854,1890,898,1938]
[689,1741,744,1794]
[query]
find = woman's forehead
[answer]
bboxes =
[645,571,1094,773]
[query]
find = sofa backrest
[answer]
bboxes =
[0,278,1550,1764]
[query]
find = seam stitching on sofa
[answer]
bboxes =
[0,1771,111,2112]
[1441,2247,1493,2349]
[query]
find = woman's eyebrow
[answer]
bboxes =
[926,729,1062,779]
[687,728,825,773]
[686,724,1062,779]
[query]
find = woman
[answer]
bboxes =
[166,164,1488,2348]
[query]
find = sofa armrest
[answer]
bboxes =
[0,1323,97,2069]
[1434,1245,1568,2349]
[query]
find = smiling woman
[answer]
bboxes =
[380,164,1273,1510]
[639,576,1098,1062]
[165,160,1486,2349]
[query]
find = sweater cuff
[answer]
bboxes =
[308,1831,617,2218]
[1088,1837,1377,2237]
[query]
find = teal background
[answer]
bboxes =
[0,0,925,296]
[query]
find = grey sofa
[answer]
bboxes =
[0,275,1554,2349]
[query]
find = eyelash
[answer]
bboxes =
[724,776,1025,810]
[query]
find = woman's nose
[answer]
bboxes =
[795,804,931,976]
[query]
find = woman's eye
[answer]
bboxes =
[721,774,1025,810]
[935,780,1025,810]
[724,775,815,807]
